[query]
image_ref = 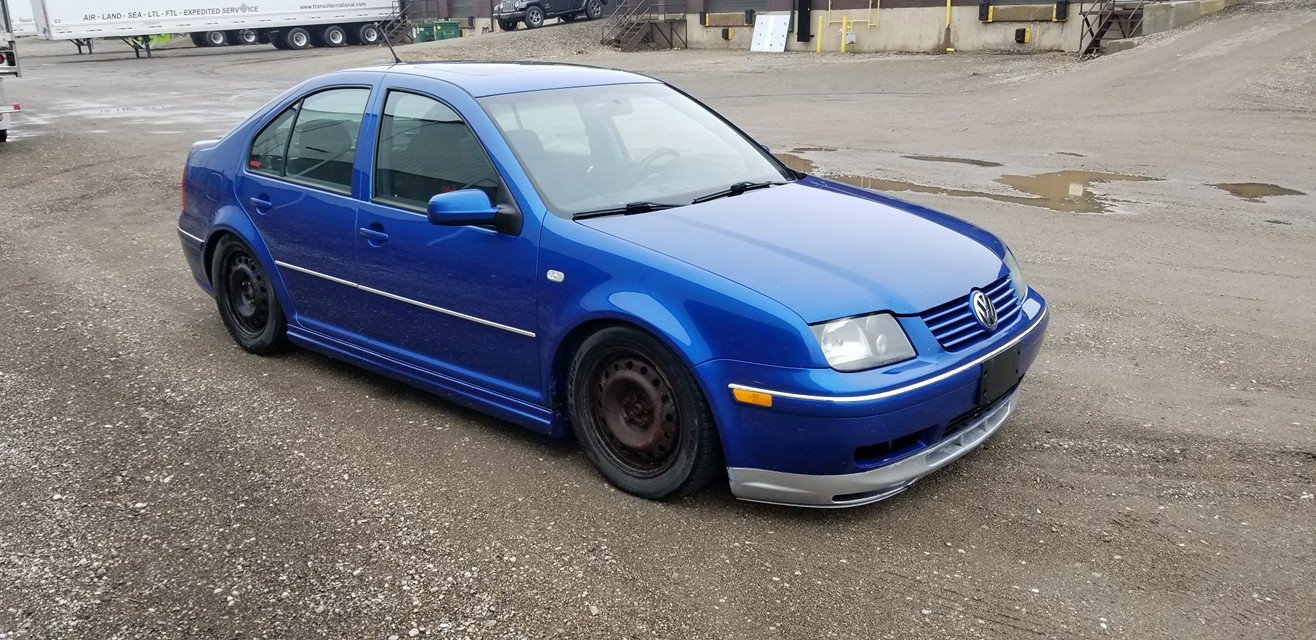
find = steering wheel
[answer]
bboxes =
[637,148,681,176]
[457,177,500,192]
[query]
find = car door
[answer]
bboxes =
[235,85,374,344]
[354,82,542,403]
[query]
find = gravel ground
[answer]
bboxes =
[0,2,1313,638]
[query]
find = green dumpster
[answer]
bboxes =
[412,21,462,43]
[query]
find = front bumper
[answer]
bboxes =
[728,391,1015,507]
[493,10,527,20]
[696,289,1047,508]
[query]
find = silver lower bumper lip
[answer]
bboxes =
[726,393,1016,508]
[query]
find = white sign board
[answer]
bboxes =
[750,13,789,53]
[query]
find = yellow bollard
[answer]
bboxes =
[817,14,825,53]
[840,16,849,53]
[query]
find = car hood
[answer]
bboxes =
[577,180,1007,323]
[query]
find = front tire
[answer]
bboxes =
[498,19,519,31]
[211,237,289,355]
[523,5,546,29]
[568,327,721,500]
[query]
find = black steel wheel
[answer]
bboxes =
[568,326,722,499]
[524,5,546,29]
[585,0,605,20]
[211,237,289,355]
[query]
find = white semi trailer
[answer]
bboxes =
[30,0,400,55]
[6,0,36,37]
[0,1,18,142]
[1,1,20,142]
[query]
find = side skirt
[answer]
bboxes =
[287,326,563,437]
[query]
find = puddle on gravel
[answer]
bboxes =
[904,154,1003,168]
[1210,182,1305,202]
[775,153,1156,214]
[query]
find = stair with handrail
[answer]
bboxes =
[600,0,687,51]
[1079,0,1148,57]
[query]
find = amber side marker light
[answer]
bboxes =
[733,388,774,408]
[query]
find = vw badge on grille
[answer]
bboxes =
[971,290,998,330]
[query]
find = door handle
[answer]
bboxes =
[358,226,390,243]
[249,196,272,214]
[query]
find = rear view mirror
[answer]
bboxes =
[427,189,522,235]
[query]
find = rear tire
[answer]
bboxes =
[568,327,722,500]
[284,27,313,50]
[204,30,228,47]
[210,237,290,355]
[523,5,545,29]
[320,25,347,47]
[352,23,382,45]
[226,29,258,45]
[585,0,605,20]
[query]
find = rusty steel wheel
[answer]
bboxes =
[568,326,722,499]
[587,349,681,477]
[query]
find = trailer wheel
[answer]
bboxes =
[320,25,348,47]
[189,32,209,47]
[350,23,382,45]
[226,29,258,46]
[0,130,7,143]
[256,30,272,45]
[204,30,228,47]
[284,27,313,50]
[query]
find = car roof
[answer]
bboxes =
[346,61,661,97]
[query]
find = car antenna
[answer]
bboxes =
[379,22,404,65]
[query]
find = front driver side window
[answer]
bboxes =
[374,91,501,210]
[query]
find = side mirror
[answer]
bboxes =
[427,189,500,227]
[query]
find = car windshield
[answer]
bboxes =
[478,83,792,217]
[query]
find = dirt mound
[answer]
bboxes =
[404,20,609,62]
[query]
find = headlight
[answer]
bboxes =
[810,313,916,372]
[1004,248,1028,301]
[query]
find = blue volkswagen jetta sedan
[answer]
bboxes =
[177,62,1048,508]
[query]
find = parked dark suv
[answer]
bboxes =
[494,0,607,30]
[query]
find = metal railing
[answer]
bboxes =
[1079,0,1148,57]
[600,0,686,50]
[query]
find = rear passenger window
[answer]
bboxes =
[285,88,370,193]
[374,91,501,210]
[248,105,298,176]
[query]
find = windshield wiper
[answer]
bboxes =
[690,181,784,205]
[573,201,683,220]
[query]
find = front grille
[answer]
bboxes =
[919,276,1021,351]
